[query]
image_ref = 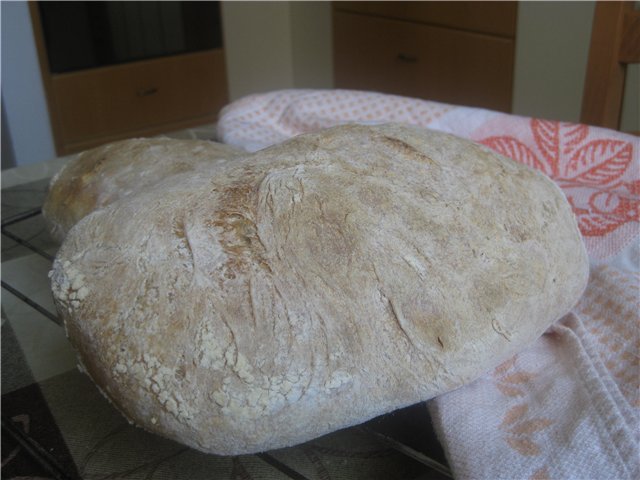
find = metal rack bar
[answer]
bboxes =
[1,414,78,480]
[1,227,55,262]
[1,207,44,228]
[256,453,312,480]
[1,280,61,326]
[361,426,453,478]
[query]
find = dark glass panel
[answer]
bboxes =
[38,1,222,74]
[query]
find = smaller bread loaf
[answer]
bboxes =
[50,124,589,455]
[42,138,243,242]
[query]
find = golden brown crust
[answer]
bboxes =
[42,138,243,242]
[50,124,589,455]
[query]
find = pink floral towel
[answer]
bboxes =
[218,89,639,479]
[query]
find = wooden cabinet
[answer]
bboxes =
[30,2,228,155]
[50,50,227,151]
[333,2,518,112]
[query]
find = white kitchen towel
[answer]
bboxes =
[430,255,639,480]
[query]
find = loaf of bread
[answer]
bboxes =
[42,138,243,241]
[50,124,589,455]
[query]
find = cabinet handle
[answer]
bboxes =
[397,53,418,63]
[137,87,159,97]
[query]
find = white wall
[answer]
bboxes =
[290,2,333,89]
[1,1,56,167]
[512,2,594,123]
[221,1,333,101]
[513,1,638,131]
[221,2,295,101]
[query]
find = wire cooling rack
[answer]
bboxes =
[1,207,452,480]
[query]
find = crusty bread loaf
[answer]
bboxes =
[42,138,243,242]
[50,124,589,455]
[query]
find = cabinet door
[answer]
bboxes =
[29,2,228,154]
[333,11,515,112]
[51,50,228,152]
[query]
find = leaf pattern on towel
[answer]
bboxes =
[479,119,639,240]
[500,404,529,427]
[493,357,554,460]
[506,437,541,456]
[481,136,546,172]
[508,418,554,436]
[529,466,552,480]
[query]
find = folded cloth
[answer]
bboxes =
[218,89,639,479]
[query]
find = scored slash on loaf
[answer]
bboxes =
[48,124,589,455]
